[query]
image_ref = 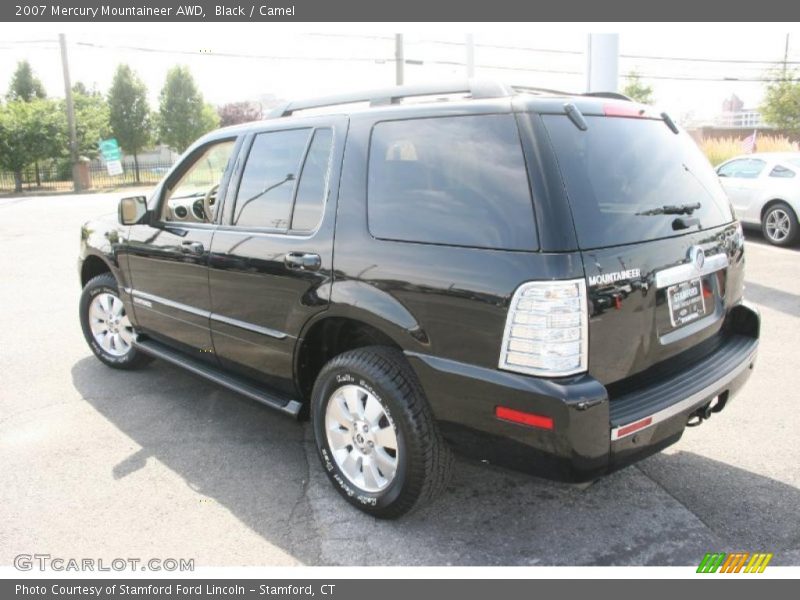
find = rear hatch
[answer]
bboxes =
[539,107,744,386]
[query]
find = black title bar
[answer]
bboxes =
[3,0,800,21]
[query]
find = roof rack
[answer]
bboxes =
[583,91,633,102]
[268,81,634,119]
[511,84,574,96]
[270,80,516,118]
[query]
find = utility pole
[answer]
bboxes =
[784,33,790,78]
[465,34,475,78]
[59,33,81,192]
[586,33,619,93]
[395,33,404,86]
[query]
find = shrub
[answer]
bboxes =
[698,134,798,166]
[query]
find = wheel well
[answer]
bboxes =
[761,199,794,222]
[296,317,401,410]
[81,255,112,287]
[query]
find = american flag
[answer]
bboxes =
[742,130,758,153]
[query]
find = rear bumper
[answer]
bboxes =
[407,301,760,482]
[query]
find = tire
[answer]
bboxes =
[311,346,452,518]
[761,202,799,246]
[79,272,152,369]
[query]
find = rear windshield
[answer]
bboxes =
[541,115,734,249]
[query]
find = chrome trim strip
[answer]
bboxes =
[129,289,210,318]
[126,288,289,340]
[209,313,288,340]
[610,346,757,441]
[655,253,729,288]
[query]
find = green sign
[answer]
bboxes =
[98,138,122,162]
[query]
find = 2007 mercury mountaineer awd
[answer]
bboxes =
[78,81,760,518]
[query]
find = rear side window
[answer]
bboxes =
[769,164,796,178]
[291,128,333,231]
[233,128,311,229]
[541,115,734,249]
[367,114,537,250]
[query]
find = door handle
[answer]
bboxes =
[181,241,204,255]
[284,252,321,271]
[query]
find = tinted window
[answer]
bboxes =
[233,129,311,229]
[769,164,796,178]
[541,115,734,249]
[367,114,537,250]
[717,158,766,179]
[291,128,333,231]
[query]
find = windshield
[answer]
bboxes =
[540,114,734,249]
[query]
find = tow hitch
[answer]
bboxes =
[686,392,729,427]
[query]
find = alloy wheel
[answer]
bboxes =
[765,208,791,243]
[324,384,399,493]
[88,292,133,357]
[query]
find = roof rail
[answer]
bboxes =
[583,91,633,102]
[511,84,574,96]
[269,80,515,118]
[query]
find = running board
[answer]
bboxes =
[133,337,303,418]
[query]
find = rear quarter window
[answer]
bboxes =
[367,114,538,251]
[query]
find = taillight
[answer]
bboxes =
[498,279,588,377]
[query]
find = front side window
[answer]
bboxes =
[367,114,538,250]
[162,140,236,223]
[718,158,766,179]
[233,129,311,229]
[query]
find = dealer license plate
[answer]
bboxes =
[667,278,705,327]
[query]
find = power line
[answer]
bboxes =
[72,40,387,62]
[4,37,798,84]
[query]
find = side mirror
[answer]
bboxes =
[118,195,148,225]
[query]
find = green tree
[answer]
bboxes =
[761,71,800,133]
[0,99,66,192]
[7,60,49,185]
[7,60,46,102]
[108,65,152,182]
[622,71,655,105]
[158,66,219,153]
[70,86,111,159]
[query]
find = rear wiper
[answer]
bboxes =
[636,202,701,216]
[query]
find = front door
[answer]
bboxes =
[125,138,238,358]
[208,117,347,394]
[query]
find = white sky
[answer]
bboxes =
[1,23,798,125]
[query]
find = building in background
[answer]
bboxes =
[718,94,763,128]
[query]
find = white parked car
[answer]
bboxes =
[716,152,800,246]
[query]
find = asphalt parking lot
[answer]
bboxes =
[1,191,798,567]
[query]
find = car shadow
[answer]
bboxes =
[744,227,799,250]
[739,281,800,318]
[71,356,800,565]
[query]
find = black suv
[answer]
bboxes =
[78,81,760,518]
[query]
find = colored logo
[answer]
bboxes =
[697,552,773,573]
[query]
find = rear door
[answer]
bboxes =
[207,116,346,395]
[538,110,743,385]
[716,157,767,220]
